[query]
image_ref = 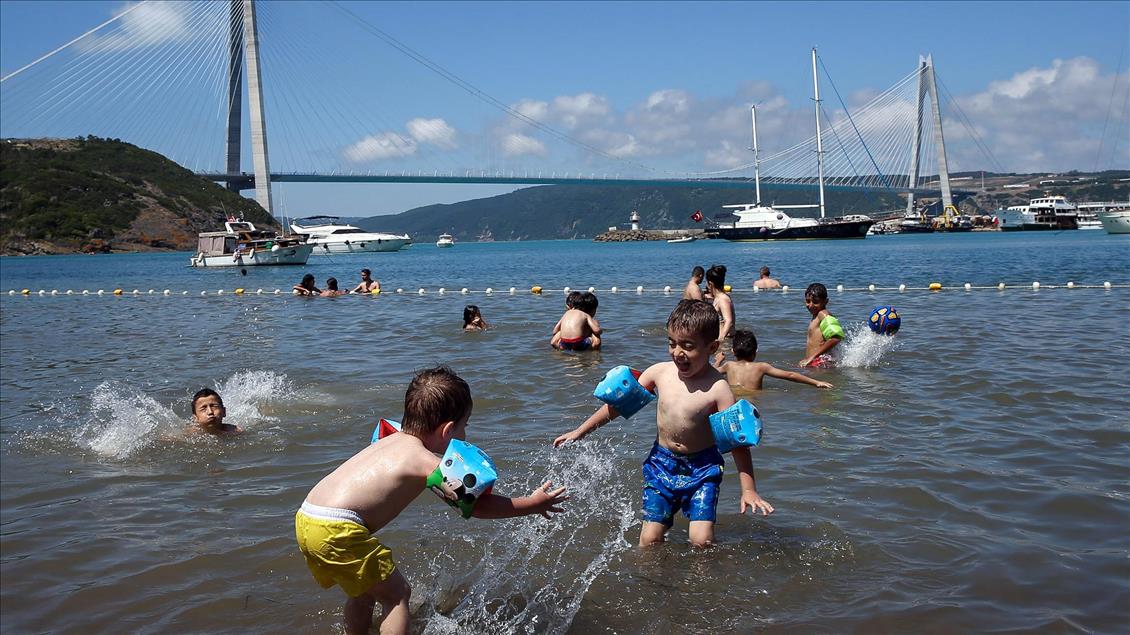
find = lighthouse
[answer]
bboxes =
[630,209,640,231]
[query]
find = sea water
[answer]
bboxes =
[1,231,1127,633]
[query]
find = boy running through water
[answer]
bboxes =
[296,367,568,635]
[800,283,845,368]
[717,330,833,391]
[554,300,773,547]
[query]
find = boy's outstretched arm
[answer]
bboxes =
[587,315,603,336]
[553,404,619,446]
[471,481,569,519]
[764,364,833,389]
[730,447,774,516]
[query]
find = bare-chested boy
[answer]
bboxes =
[296,367,568,635]
[717,329,832,390]
[554,300,772,548]
[800,283,845,368]
[189,389,242,434]
[551,291,602,351]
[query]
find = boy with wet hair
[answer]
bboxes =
[296,366,568,635]
[551,291,602,351]
[683,265,705,301]
[554,300,773,548]
[800,283,844,368]
[190,388,241,434]
[717,329,833,391]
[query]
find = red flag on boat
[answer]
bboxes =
[691,210,704,222]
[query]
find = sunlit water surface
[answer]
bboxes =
[1,232,1127,633]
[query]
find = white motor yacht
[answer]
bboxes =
[1099,210,1130,234]
[290,216,411,254]
[436,233,455,247]
[190,220,312,267]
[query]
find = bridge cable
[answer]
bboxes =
[1093,40,1127,172]
[934,74,1004,173]
[818,57,893,190]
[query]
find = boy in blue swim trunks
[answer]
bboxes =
[296,366,568,635]
[554,300,773,547]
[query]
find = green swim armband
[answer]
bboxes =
[819,315,845,340]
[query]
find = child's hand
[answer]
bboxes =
[528,481,569,519]
[739,490,774,516]
[816,381,833,389]
[798,357,812,368]
[713,351,725,367]
[553,429,584,447]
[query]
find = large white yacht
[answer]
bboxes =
[1028,196,1078,229]
[290,216,411,254]
[1099,210,1130,234]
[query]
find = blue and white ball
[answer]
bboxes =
[868,305,901,335]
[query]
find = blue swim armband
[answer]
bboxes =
[593,365,655,419]
[427,439,498,519]
[709,400,763,453]
[371,418,402,443]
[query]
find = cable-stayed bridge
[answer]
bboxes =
[1,0,983,216]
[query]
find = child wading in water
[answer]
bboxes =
[554,300,773,547]
[801,283,845,368]
[296,366,568,635]
[463,305,489,331]
[717,329,833,391]
[551,291,602,351]
[189,389,241,434]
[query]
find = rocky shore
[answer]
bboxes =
[593,229,706,242]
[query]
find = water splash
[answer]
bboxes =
[213,369,295,425]
[419,438,637,634]
[837,323,900,368]
[83,382,180,459]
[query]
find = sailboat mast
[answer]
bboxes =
[750,105,762,206]
[811,47,826,219]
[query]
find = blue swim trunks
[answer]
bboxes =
[641,441,724,526]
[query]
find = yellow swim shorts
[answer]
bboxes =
[295,501,396,597]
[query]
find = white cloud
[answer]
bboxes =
[406,118,458,149]
[78,2,199,52]
[551,93,611,129]
[704,140,748,168]
[500,133,547,157]
[343,133,417,162]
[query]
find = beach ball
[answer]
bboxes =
[868,305,901,335]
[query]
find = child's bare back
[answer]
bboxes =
[304,433,438,532]
[721,359,832,391]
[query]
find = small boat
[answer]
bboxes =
[190,220,312,267]
[899,210,934,233]
[290,216,411,254]
[1100,210,1130,234]
[667,236,696,244]
[998,205,1042,231]
[436,233,455,247]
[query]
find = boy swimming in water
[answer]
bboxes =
[800,283,844,368]
[190,389,241,434]
[551,291,602,351]
[554,300,773,548]
[717,329,833,391]
[296,366,568,635]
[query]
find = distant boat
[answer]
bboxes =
[290,216,411,253]
[899,210,934,234]
[1099,210,1130,234]
[436,233,455,247]
[190,220,312,267]
[667,236,696,244]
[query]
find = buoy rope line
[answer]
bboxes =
[4,282,1125,297]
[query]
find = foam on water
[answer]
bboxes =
[213,369,295,425]
[418,437,636,634]
[837,323,900,368]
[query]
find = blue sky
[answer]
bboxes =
[2,1,1128,217]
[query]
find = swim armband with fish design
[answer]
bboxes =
[819,315,845,340]
[709,400,763,453]
[427,439,497,519]
[593,365,655,418]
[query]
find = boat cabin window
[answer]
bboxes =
[330,228,366,234]
[228,222,254,232]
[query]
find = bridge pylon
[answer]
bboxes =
[223,0,273,214]
[905,55,952,215]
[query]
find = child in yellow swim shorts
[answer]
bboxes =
[296,366,569,635]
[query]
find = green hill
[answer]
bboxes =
[1,136,274,255]
[355,183,905,242]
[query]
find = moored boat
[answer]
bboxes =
[290,216,411,254]
[190,220,312,267]
[436,233,455,247]
[712,205,873,241]
[667,235,697,243]
[1099,210,1130,234]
